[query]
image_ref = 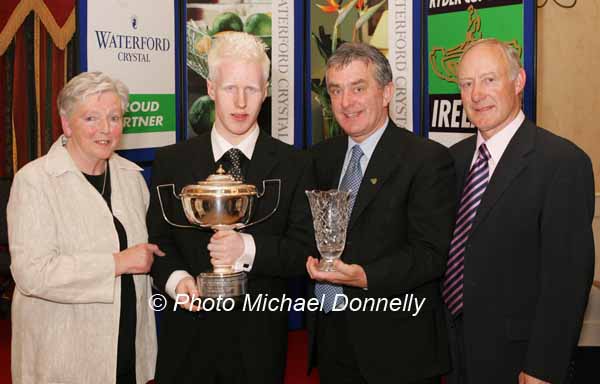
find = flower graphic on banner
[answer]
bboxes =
[312,0,387,138]
[316,0,341,13]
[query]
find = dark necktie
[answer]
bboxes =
[225,148,244,181]
[315,145,364,313]
[339,145,364,209]
[443,143,491,316]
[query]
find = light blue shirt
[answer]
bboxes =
[338,117,389,187]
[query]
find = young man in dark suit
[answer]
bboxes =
[306,42,456,384]
[443,38,595,384]
[147,32,314,384]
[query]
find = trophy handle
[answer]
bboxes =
[237,179,281,230]
[156,184,198,229]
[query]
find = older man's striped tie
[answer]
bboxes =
[443,143,491,316]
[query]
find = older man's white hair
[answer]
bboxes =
[207,31,270,82]
[459,38,522,80]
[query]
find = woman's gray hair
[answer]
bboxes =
[57,71,129,118]
[207,32,270,82]
[326,42,393,88]
[459,38,522,80]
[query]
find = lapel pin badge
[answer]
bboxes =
[370,178,378,185]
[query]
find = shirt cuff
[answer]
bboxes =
[233,233,256,272]
[165,270,193,300]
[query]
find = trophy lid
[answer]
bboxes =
[181,165,257,197]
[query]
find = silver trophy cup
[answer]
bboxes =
[305,190,352,272]
[157,166,280,298]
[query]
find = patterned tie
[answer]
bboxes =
[225,148,244,181]
[443,143,491,316]
[316,145,364,313]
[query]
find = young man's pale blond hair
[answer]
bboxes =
[207,31,270,83]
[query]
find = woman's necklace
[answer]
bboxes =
[100,161,108,196]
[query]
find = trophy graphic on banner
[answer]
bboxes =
[305,190,352,272]
[157,166,280,298]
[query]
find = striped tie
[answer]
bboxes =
[443,143,491,316]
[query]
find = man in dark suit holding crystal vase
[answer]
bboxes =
[306,42,456,384]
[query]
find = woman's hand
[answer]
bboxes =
[113,243,165,276]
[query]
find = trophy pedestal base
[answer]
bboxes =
[197,271,247,298]
[318,258,338,272]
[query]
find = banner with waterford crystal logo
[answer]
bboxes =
[80,0,178,150]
